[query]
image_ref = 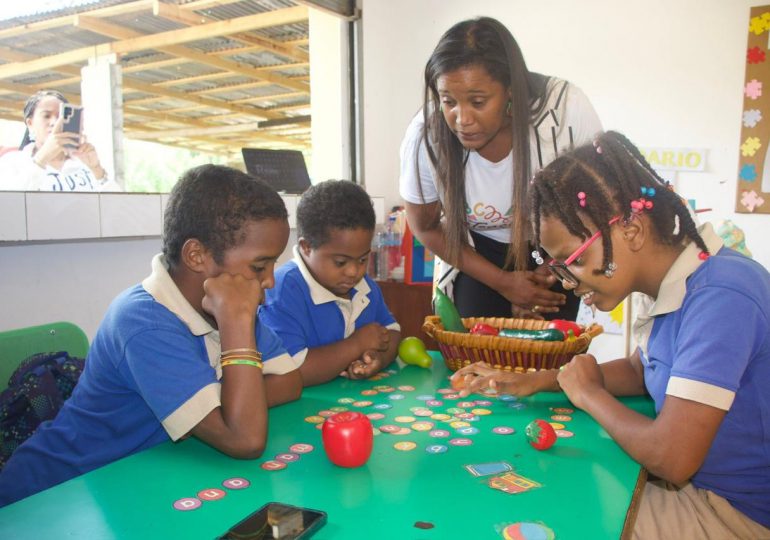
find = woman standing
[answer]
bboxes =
[399,17,601,319]
[0,90,120,192]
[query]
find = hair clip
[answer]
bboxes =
[640,187,656,197]
[630,197,654,214]
[531,250,544,265]
[577,191,587,207]
[604,261,617,278]
[593,139,603,154]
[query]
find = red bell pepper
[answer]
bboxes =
[525,419,557,451]
[469,323,499,336]
[546,319,582,338]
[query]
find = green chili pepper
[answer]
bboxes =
[498,328,565,341]
[433,288,467,333]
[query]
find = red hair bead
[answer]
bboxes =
[698,251,710,261]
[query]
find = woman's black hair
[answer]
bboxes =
[529,131,709,275]
[20,90,68,149]
[297,179,375,248]
[162,164,288,268]
[419,16,550,271]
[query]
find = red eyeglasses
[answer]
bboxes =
[547,216,621,287]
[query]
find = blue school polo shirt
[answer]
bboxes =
[261,246,400,365]
[0,254,296,507]
[633,224,770,528]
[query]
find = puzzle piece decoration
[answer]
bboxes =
[740,190,765,212]
[749,12,770,35]
[739,164,758,182]
[745,79,763,100]
[743,109,762,128]
[741,137,762,157]
[748,46,767,64]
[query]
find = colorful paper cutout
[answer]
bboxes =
[740,164,758,181]
[740,190,765,212]
[749,12,770,35]
[741,137,762,157]
[743,109,762,127]
[748,46,767,64]
[745,79,763,100]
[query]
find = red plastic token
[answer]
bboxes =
[260,460,287,471]
[197,488,225,501]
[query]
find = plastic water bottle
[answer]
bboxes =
[386,216,403,281]
[374,231,388,280]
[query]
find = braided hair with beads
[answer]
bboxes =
[529,131,710,277]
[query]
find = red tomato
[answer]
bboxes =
[322,412,373,467]
[525,419,557,451]
[546,319,582,338]
[470,323,499,336]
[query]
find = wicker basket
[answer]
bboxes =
[422,315,603,372]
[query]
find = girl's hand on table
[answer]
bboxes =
[557,354,606,410]
[452,361,555,397]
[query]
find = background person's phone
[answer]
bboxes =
[217,502,327,539]
[59,103,83,149]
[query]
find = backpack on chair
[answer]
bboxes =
[0,351,85,469]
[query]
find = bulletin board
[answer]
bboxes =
[736,6,770,213]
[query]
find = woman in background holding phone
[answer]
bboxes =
[0,90,120,192]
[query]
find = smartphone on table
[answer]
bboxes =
[59,103,83,149]
[217,502,327,539]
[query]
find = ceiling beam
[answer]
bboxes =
[0,6,309,80]
[74,14,308,94]
[152,1,309,63]
[0,0,154,40]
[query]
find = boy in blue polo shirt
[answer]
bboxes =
[0,165,302,506]
[261,180,401,386]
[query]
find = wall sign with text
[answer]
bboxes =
[639,148,707,172]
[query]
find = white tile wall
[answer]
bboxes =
[0,192,27,241]
[26,193,101,241]
[2,192,385,242]
[101,194,162,237]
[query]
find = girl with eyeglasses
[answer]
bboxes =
[452,131,770,539]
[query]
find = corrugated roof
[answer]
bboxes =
[0,0,314,157]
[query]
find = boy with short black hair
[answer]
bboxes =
[0,164,302,506]
[261,180,401,386]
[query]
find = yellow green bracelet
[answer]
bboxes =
[221,358,263,369]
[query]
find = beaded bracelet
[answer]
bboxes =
[221,358,263,369]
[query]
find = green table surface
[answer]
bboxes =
[0,352,654,539]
